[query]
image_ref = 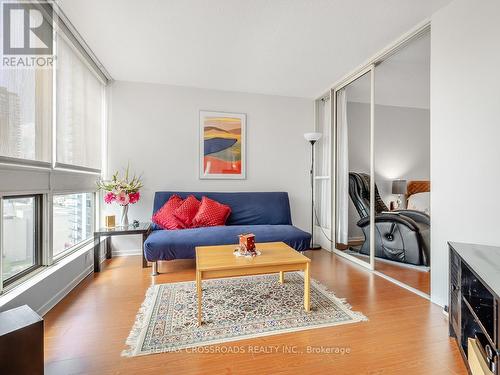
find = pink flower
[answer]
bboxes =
[129,191,140,204]
[115,191,130,206]
[104,192,116,204]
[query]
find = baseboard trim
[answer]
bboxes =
[112,249,142,257]
[37,264,93,316]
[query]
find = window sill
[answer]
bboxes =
[52,237,94,263]
[0,239,99,309]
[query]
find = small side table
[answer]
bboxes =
[94,222,151,272]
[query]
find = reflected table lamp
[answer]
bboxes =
[304,132,322,250]
[392,179,407,209]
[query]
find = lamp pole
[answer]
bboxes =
[304,132,322,250]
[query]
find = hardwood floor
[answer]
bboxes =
[347,251,430,294]
[375,260,430,295]
[44,250,466,375]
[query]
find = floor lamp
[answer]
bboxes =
[304,132,322,250]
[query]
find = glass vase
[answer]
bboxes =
[120,204,129,227]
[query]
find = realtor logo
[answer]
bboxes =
[2,1,53,55]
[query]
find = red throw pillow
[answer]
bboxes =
[172,195,201,228]
[192,196,231,227]
[152,195,185,230]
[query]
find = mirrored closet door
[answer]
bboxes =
[373,29,431,295]
[333,68,374,269]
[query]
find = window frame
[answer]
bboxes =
[1,194,44,287]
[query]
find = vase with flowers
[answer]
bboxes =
[97,165,143,227]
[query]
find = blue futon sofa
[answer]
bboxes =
[144,192,311,271]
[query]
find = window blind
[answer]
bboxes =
[56,34,104,171]
[0,22,52,163]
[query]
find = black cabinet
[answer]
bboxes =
[0,305,44,375]
[449,247,461,338]
[449,242,500,374]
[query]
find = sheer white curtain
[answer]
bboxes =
[336,89,349,245]
[56,34,104,170]
[0,13,51,162]
[316,98,331,229]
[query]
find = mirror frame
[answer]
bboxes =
[331,65,375,270]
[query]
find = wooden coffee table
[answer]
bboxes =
[195,241,311,326]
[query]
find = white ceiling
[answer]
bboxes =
[346,31,430,109]
[57,0,450,98]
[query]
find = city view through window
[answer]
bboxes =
[2,196,36,280]
[0,67,51,162]
[1,193,93,281]
[53,193,93,257]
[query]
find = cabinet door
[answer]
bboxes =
[449,247,461,338]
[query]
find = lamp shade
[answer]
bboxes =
[304,132,322,142]
[392,179,407,195]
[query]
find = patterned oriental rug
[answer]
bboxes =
[123,272,367,357]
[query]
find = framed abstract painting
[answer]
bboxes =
[199,111,246,179]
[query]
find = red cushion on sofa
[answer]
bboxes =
[192,196,231,227]
[152,195,185,230]
[173,195,201,228]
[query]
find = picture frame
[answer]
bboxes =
[199,110,246,179]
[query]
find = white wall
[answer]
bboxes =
[346,102,370,240]
[373,104,430,204]
[431,0,500,306]
[107,81,313,253]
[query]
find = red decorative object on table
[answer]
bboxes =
[236,233,257,256]
[239,233,255,251]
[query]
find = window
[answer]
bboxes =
[53,193,94,257]
[56,34,104,170]
[1,195,42,285]
[0,3,108,292]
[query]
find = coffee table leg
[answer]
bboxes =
[304,262,310,312]
[279,271,285,284]
[196,270,202,326]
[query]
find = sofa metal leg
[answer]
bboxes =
[151,262,159,276]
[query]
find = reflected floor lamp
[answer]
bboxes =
[304,132,322,250]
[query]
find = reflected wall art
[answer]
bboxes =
[199,111,246,179]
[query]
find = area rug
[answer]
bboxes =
[122,272,367,357]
